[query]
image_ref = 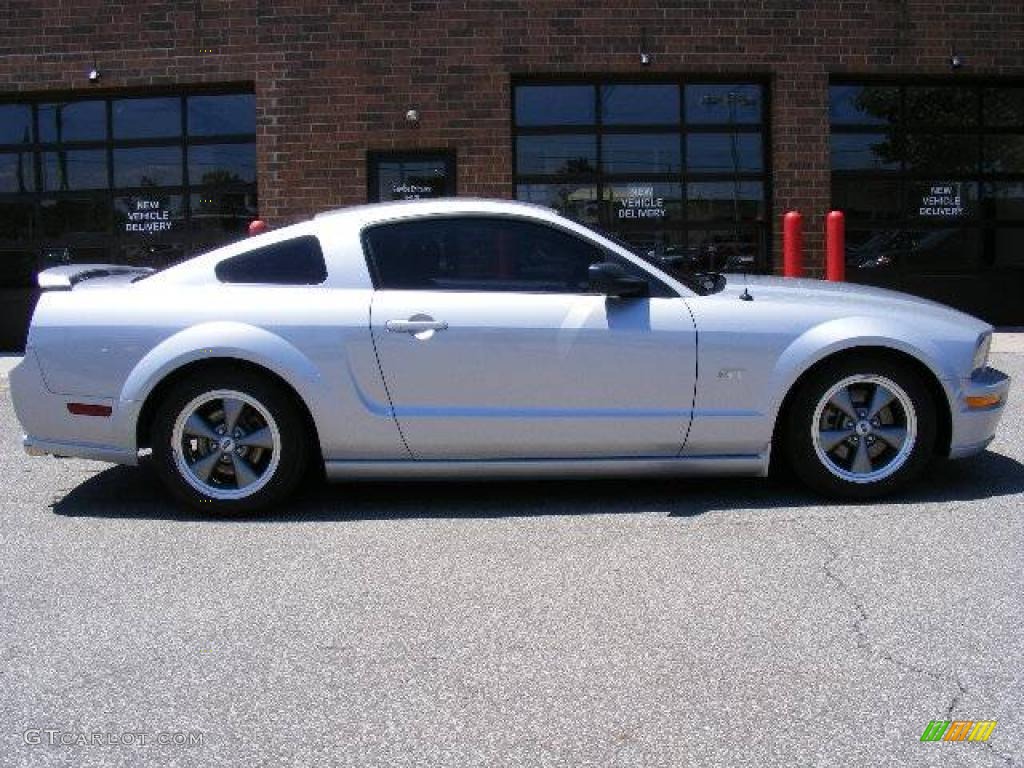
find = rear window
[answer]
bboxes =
[215,235,327,285]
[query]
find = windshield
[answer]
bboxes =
[572,219,724,296]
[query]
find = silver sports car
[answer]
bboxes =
[10,199,1011,513]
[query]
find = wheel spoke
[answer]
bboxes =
[868,384,897,419]
[189,449,224,482]
[819,428,855,452]
[829,386,859,421]
[183,413,219,441]
[230,453,259,488]
[222,398,245,433]
[873,426,907,450]
[850,440,873,474]
[237,427,274,450]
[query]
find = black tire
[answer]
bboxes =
[783,354,937,499]
[151,367,310,514]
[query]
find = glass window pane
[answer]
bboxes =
[993,227,1024,268]
[38,101,106,143]
[829,85,899,126]
[601,85,679,125]
[41,150,108,191]
[687,228,762,272]
[0,202,34,240]
[905,87,978,126]
[113,97,182,139]
[601,133,681,174]
[0,249,37,288]
[907,181,978,221]
[0,151,34,193]
[516,135,596,175]
[187,94,256,136]
[216,236,327,285]
[39,197,112,237]
[983,135,1024,174]
[901,228,981,274]
[120,241,187,270]
[832,177,901,222]
[687,133,763,173]
[515,85,595,126]
[846,228,903,271]
[191,190,259,243]
[686,181,765,223]
[985,182,1024,220]
[188,143,256,185]
[374,157,451,201]
[831,133,901,171]
[904,134,978,174]
[0,105,33,144]
[604,182,683,225]
[984,87,1024,127]
[115,194,185,236]
[113,146,183,187]
[686,85,762,125]
[515,183,598,223]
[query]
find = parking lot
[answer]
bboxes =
[0,341,1021,768]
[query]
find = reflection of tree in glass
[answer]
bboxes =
[200,169,242,186]
[562,157,595,175]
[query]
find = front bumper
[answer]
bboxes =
[947,366,1011,460]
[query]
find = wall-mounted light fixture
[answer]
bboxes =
[87,63,100,82]
[639,28,651,66]
[950,52,964,70]
[405,108,420,124]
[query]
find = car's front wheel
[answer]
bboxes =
[784,355,937,499]
[151,368,309,513]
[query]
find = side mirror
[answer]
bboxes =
[588,261,649,298]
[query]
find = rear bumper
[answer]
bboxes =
[947,367,1011,460]
[10,348,138,466]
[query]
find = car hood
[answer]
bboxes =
[719,274,991,334]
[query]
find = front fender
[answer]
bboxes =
[766,316,956,427]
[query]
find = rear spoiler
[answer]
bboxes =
[37,264,155,291]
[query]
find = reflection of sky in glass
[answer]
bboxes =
[42,150,108,190]
[39,101,106,143]
[515,86,595,126]
[602,134,681,174]
[114,147,183,187]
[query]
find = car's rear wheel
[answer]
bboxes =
[784,355,936,498]
[151,369,308,514]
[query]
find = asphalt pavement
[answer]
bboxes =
[0,344,1021,767]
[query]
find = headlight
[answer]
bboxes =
[972,332,992,374]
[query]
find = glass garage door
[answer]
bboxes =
[830,80,1024,325]
[513,80,771,275]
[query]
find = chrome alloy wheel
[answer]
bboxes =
[811,374,918,485]
[171,389,282,500]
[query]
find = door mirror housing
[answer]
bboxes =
[588,261,649,298]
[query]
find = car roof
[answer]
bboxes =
[314,197,561,224]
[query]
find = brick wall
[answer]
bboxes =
[2,0,1022,272]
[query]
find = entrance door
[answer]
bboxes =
[367,151,456,203]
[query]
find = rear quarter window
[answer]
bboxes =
[215,235,327,285]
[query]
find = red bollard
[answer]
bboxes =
[782,211,804,278]
[825,210,845,282]
[248,219,268,236]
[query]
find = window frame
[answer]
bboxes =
[360,213,678,297]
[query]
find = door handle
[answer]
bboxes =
[385,318,449,334]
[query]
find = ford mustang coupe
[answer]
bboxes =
[10,199,1010,513]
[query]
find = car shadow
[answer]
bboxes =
[50,450,1024,523]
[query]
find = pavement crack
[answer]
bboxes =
[807,527,968,718]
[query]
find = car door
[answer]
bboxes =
[364,215,697,460]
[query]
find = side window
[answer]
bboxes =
[364,216,647,294]
[215,235,327,285]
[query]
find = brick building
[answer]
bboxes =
[1,0,1023,347]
